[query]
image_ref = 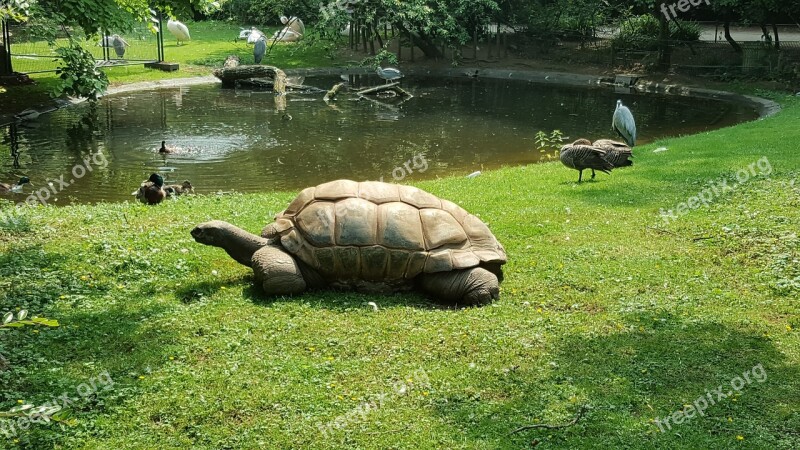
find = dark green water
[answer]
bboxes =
[0,75,758,204]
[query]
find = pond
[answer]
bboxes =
[1,74,758,205]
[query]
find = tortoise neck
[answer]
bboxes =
[219,224,272,267]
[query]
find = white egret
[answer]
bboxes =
[612,99,636,147]
[376,66,403,84]
[246,27,264,44]
[167,19,191,46]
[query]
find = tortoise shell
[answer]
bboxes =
[263,179,506,281]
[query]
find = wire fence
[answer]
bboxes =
[611,40,800,75]
[2,21,159,74]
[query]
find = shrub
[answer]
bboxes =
[612,14,700,50]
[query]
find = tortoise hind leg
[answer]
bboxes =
[417,268,500,306]
[251,246,312,295]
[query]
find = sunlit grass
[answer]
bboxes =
[0,86,798,448]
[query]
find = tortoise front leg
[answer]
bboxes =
[417,268,500,306]
[251,246,312,295]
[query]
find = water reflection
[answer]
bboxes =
[0,76,758,205]
[3,124,21,169]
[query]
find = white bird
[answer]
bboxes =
[246,27,264,44]
[280,16,305,36]
[612,99,636,147]
[238,27,252,40]
[466,171,481,178]
[367,302,379,311]
[167,19,191,46]
[271,28,301,42]
[376,66,403,84]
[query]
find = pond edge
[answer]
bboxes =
[1,68,781,127]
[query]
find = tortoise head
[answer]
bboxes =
[191,220,271,267]
[191,220,230,246]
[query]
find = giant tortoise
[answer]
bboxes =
[191,179,507,305]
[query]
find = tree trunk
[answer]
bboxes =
[374,21,384,49]
[724,19,742,54]
[348,19,354,49]
[760,23,771,46]
[367,23,375,54]
[395,23,443,59]
[772,21,780,50]
[212,65,283,88]
[1,20,12,75]
[656,12,671,71]
[0,44,11,76]
[473,27,478,59]
[362,22,367,53]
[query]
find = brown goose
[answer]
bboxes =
[593,139,633,168]
[559,139,613,182]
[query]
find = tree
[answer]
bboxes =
[1,0,32,75]
[318,0,498,59]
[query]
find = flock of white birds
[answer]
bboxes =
[101,16,304,64]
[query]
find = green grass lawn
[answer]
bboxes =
[2,20,345,116]
[0,83,798,448]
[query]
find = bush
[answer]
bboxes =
[213,0,319,26]
[612,14,700,50]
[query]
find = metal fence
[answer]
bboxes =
[612,40,800,75]
[1,21,159,74]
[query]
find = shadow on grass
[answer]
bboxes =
[0,302,181,446]
[240,281,449,311]
[435,315,800,449]
[0,244,78,312]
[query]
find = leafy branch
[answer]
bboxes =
[1,310,59,329]
[1,310,67,427]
